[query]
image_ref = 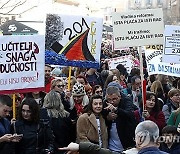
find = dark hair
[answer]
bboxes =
[149,75,156,83]
[116,64,128,77]
[18,98,40,123]
[0,95,12,107]
[146,91,160,112]
[76,74,88,84]
[104,74,119,89]
[86,94,103,114]
[130,68,140,76]
[45,64,52,68]
[162,125,178,135]
[100,70,109,83]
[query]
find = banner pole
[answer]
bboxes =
[12,94,16,119]
[138,46,146,111]
[68,66,72,91]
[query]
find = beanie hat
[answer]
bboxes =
[107,81,123,91]
[72,82,86,96]
[51,68,61,76]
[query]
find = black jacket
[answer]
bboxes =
[13,120,54,154]
[50,116,74,154]
[103,93,136,149]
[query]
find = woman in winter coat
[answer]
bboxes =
[43,90,74,154]
[77,94,108,148]
[13,98,54,154]
[135,91,166,132]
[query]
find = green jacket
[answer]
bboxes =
[167,111,180,127]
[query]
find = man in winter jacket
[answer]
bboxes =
[103,85,136,151]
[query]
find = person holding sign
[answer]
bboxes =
[139,92,166,132]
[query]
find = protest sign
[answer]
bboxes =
[45,14,103,68]
[0,35,45,94]
[112,8,164,49]
[162,25,180,63]
[107,55,139,73]
[145,48,180,77]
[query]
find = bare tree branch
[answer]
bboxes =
[1,1,22,9]
[0,0,11,9]
[6,0,27,14]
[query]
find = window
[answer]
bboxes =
[157,0,162,5]
[146,0,152,5]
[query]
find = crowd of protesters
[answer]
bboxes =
[0,43,180,154]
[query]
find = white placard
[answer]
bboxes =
[162,25,180,63]
[107,55,139,73]
[112,8,164,49]
[0,35,45,93]
[145,49,180,77]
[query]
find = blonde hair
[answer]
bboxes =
[156,74,168,84]
[50,78,63,90]
[43,90,69,118]
[168,88,180,98]
[150,81,164,95]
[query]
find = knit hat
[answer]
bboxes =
[51,67,61,76]
[72,82,86,96]
[107,81,123,91]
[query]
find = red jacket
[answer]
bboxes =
[45,77,54,93]
[146,111,166,131]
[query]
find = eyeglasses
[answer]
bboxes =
[96,90,102,94]
[56,85,65,88]
[106,97,119,103]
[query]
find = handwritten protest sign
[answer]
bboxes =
[145,48,180,77]
[162,25,180,64]
[0,35,45,94]
[107,55,139,73]
[45,14,103,68]
[112,8,164,49]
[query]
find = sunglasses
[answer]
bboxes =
[96,90,102,94]
[56,85,65,88]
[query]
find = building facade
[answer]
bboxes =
[128,0,180,25]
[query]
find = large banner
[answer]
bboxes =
[0,35,45,94]
[145,48,180,77]
[112,8,164,49]
[107,55,139,73]
[45,14,103,68]
[162,25,180,64]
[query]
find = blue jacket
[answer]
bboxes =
[0,118,12,154]
[138,147,168,154]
